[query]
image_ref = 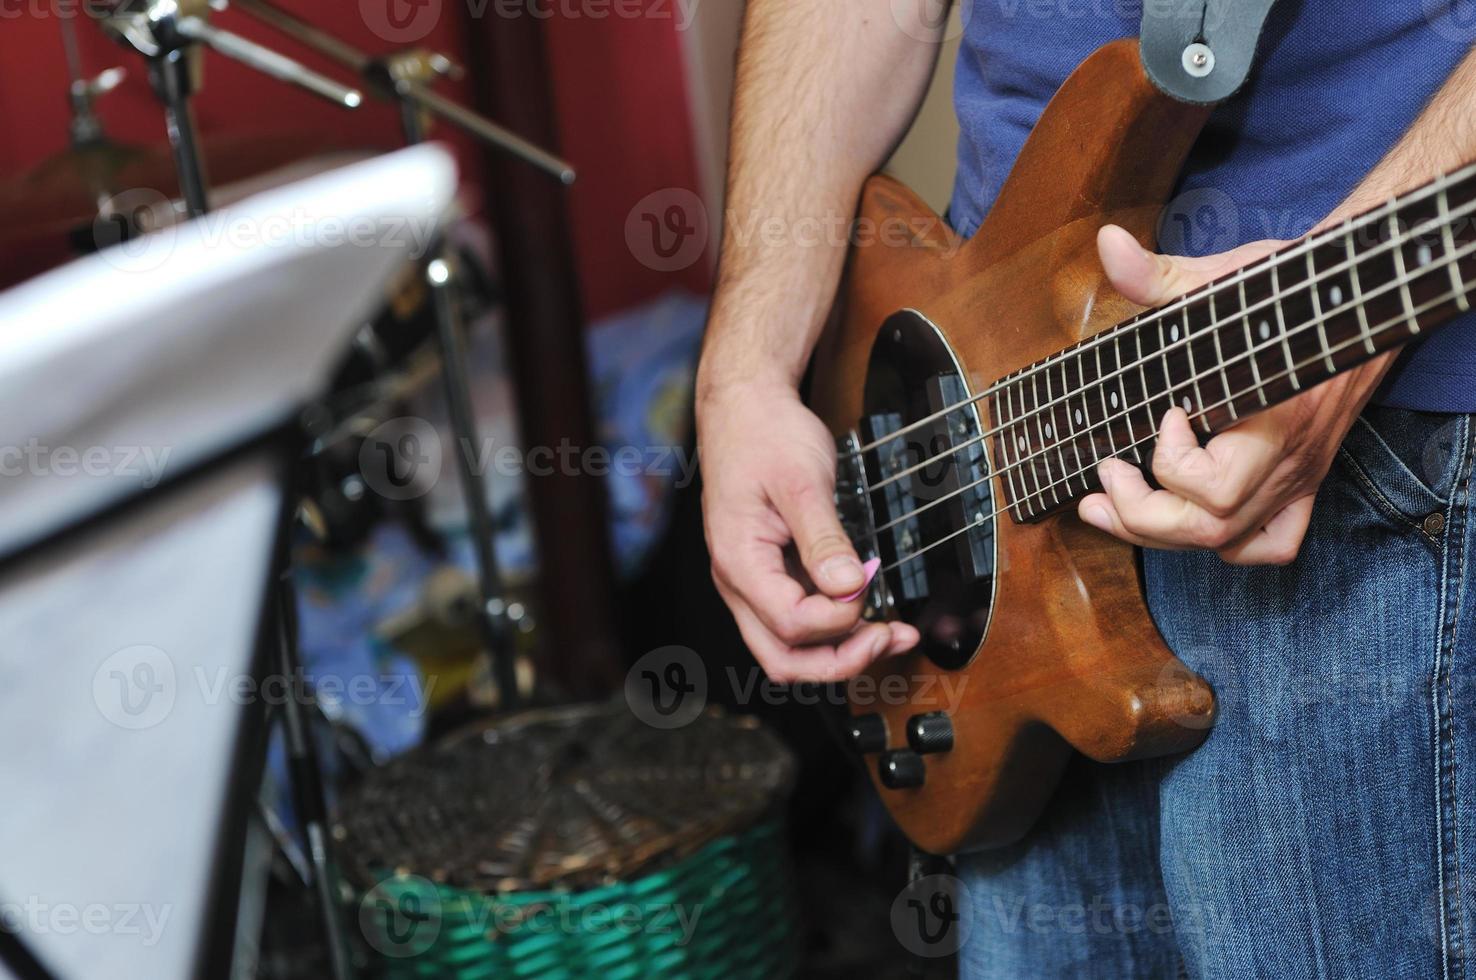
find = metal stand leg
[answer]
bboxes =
[147,49,209,219]
[274,576,356,980]
[400,100,519,712]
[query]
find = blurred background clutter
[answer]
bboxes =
[0,2,963,978]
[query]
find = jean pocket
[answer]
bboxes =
[1336,404,1469,522]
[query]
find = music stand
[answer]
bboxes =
[0,145,457,980]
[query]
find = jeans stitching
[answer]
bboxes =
[1355,413,1449,503]
[1334,446,1436,549]
[1436,414,1475,980]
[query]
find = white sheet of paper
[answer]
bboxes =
[0,142,457,559]
[0,142,457,979]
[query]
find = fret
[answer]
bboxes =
[1009,379,1046,512]
[1079,348,1113,466]
[1092,341,1120,458]
[1344,226,1375,355]
[1269,261,1300,390]
[1156,317,1185,419]
[1108,333,1140,460]
[1042,358,1073,496]
[1132,319,1157,428]
[1389,212,1422,335]
[993,389,1025,521]
[1305,247,1337,375]
[1208,292,1237,422]
[1437,182,1471,312]
[1237,278,1269,406]
[1061,355,1089,480]
[1028,369,1060,506]
[1177,309,1211,433]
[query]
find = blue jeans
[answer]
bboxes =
[958,405,1476,978]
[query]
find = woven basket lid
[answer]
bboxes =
[335,701,795,894]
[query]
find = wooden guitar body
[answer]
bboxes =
[808,40,1219,854]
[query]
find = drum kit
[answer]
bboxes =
[0,4,579,979]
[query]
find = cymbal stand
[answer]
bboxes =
[101,0,363,218]
[233,0,581,714]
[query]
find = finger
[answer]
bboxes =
[886,621,922,655]
[770,475,868,598]
[1097,224,1212,306]
[1097,225,1280,307]
[1078,490,1160,549]
[1150,408,1281,519]
[725,592,897,684]
[1216,495,1314,566]
[1086,458,1263,551]
[711,533,862,646]
[1090,458,1205,548]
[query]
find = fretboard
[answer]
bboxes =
[990,162,1476,523]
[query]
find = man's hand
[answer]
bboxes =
[1078,225,1396,565]
[697,380,920,683]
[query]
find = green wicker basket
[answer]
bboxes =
[342,703,799,979]
[359,820,796,979]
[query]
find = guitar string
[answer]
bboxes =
[868,230,1476,533]
[847,165,1473,460]
[877,276,1471,573]
[849,165,1472,458]
[863,193,1476,496]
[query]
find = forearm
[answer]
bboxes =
[697,0,946,397]
[1326,46,1476,225]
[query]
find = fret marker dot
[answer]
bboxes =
[1170,323,1181,342]
[1418,244,1434,267]
[1017,436,1027,451]
[1328,285,1343,306]
[1044,423,1053,437]
[1074,408,1083,425]
[1258,320,1271,340]
[1182,396,1193,413]
[1109,391,1119,409]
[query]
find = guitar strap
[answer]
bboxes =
[1139,0,1280,105]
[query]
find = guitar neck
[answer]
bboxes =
[990,162,1476,523]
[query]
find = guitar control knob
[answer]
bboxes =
[906,712,954,754]
[879,749,925,790]
[846,714,887,754]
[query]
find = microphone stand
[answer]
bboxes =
[100,6,366,979]
[101,0,362,218]
[233,0,580,716]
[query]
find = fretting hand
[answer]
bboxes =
[1078,225,1396,564]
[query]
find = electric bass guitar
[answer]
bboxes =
[812,39,1476,854]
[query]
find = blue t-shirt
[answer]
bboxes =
[949,1,1476,411]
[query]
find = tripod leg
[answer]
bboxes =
[425,251,520,710]
[273,577,356,980]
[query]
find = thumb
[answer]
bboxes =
[772,480,866,598]
[1097,224,1199,307]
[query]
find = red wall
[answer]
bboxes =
[0,3,709,321]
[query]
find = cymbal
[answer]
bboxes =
[0,131,371,290]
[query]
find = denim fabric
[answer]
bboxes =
[958,406,1476,978]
